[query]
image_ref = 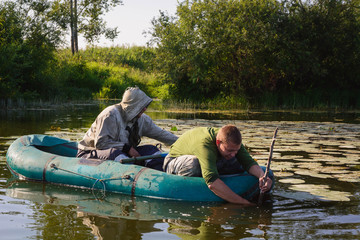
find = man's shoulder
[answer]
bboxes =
[99,104,117,113]
[197,127,219,136]
[189,126,216,132]
[180,127,218,140]
[97,105,122,119]
[138,113,153,123]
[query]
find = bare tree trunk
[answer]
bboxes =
[74,0,78,53]
[70,0,74,54]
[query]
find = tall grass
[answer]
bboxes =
[77,46,156,71]
[256,90,360,110]
[3,46,358,110]
[52,48,169,100]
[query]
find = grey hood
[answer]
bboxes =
[119,87,153,122]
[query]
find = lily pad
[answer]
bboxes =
[339,145,357,149]
[288,184,351,201]
[332,172,360,183]
[294,169,333,179]
[273,171,294,177]
[293,158,317,162]
[318,166,349,174]
[279,178,305,184]
[274,190,322,201]
[295,162,323,169]
[271,162,296,171]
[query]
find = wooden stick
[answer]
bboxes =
[119,152,168,164]
[258,127,278,206]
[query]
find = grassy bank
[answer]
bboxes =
[2,0,359,111]
[2,46,359,111]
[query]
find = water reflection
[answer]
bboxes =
[1,102,360,239]
[0,105,100,137]
[79,214,161,240]
[6,179,274,239]
[29,203,93,239]
[5,179,269,221]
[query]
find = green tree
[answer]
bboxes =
[50,0,123,54]
[277,0,360,91]
[0,0,60,99]
[149,0,283,101]
[0,0,124,101]
[149,0,360,107]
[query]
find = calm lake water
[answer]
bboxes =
[1,101,359,240]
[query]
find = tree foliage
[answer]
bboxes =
[149,0,360,105]
[0,0,123,101]
[49,0,123,53]
[0,0,59,99]
[1,0,360,109]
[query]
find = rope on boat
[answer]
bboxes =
[50,163,132,197]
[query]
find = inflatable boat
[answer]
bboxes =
[6,134,267,202]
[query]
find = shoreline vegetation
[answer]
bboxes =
[1,0,359,111]
[2,98,360,116]
[0,49,359,111]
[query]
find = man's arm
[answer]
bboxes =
[208,165,272,205]
[139,114,178,145]
[208,179,255,205]
[248,165,273,192]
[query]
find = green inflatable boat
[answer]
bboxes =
[6,134,266,202]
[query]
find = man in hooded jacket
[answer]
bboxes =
[77,87,178,170]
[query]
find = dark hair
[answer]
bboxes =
[219,125,242,145]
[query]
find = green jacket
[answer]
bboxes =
[167,127,258,185]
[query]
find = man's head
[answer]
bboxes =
[216,125,242,160]
[120,86,152,121]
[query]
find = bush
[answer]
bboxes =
[78,46,156,71]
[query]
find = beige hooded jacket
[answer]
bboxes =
[78,87,178,151]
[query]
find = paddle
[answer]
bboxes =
[119,152,168,164]
[258,127,278,206]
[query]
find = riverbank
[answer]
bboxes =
[2,98,359,125]
[2,97,360,111]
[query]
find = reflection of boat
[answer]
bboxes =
[6,134,263,202]
[6,179,274,240]
[6,179,273,224]
[5,179,213,220]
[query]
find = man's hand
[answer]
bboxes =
[248,165,273,192]
[259,176,272,192]
[128,147,141,158]
[208,179,256,206]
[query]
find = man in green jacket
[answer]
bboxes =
[163,125,273,205]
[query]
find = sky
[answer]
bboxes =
[79,0,179,48]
